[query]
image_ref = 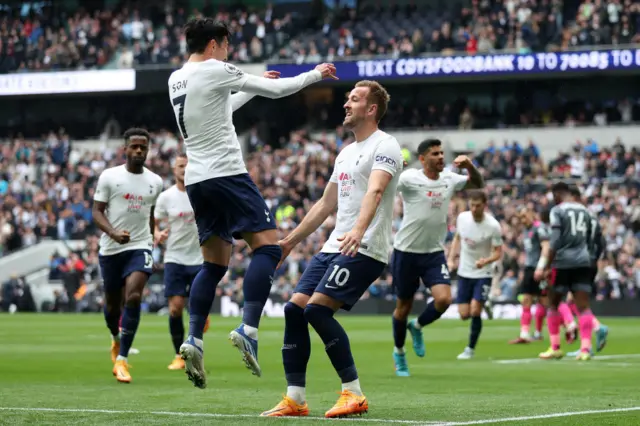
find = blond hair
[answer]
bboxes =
[355,80,390,122]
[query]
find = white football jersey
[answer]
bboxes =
[94,165,164,256]
[168,59,321,185]
[456,211,503,279]
[154,185,203,266]
[321,130,403,264]
[394,168,468,253]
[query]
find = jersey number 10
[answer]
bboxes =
[568,210,587,236]
[172,94,188,139]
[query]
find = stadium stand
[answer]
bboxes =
[1,123,639,312]
[2,0,639,73]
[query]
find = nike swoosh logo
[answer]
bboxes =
[358,400,366,407]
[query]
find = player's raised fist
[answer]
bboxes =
[263,70,281,79]
[453,155,473,169]
[154,228,169,245]
[315,63,338,80]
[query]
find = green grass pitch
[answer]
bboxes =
[1,314,639,425]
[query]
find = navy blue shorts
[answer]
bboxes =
[164,262,201,298]
[99,249,153,294]
[294,252,385,311]
[456,276,492,304]
[391,249,451,300]
[186,173,276,244]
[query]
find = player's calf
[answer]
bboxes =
[457,300,483,360]
[262,300,312,417]
[511,294,533,344]
[303,302,367,418]
[230,243,281,377]
[168,296,186,370]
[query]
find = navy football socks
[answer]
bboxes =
[469,316,483,349]
[188,262,228,339]
[417,301,445,327]
[282,302,311,387]
[305,304,358,383]
[104,304,121,338]
[119,304,141,357]
[392,316,408,349]
[169,315,184,354]
[242,245,281,328]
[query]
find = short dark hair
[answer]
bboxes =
[551,181,570,193]
[184,18,230,54]
[569,185,582,198]
[468,189,487,203]
[176,152,188,160]
[417,139,442,155]
[123,128,151,144]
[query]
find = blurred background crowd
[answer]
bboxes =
[1,0,640,313]
[0,0,639,72]
[1,126,639,313]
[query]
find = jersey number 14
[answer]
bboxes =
[568,210,587,236]
[172,94,188,139]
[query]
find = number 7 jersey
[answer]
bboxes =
[168,59,250,185]
[549,202,592,268]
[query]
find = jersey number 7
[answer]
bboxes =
[172,94,188,139]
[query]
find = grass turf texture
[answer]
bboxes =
[1,314,639,425]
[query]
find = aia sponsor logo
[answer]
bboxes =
[338,172,352,181]
[123,193,145,212]
[178,211,195,223]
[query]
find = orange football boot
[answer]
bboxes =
[110,340,120,364]
[112,359,132,383]
[168,355,185,370]
[325,390,368,418]
[260,396,309,417]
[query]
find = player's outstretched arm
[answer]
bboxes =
[282,182,338,248]
[239,63,337,99]
[230,71,281,111]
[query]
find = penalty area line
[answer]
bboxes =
[0,407,445,424]
[442,406,640,425]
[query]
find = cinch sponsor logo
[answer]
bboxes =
[375,155,397,167]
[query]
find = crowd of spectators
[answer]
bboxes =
[1,0,639,73]
[1,124,639,313]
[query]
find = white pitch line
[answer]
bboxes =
[442,406,640,425]
[494,353,640,364]
[0,407,444,424]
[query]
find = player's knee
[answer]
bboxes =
[284,301,305,320]
[393,306,410,321]
[459,313,470,321]
[253,244,282,262]
[303,303,333,327]
[169,305,184,317]
[521,294,533,307]
[434,293,452,310]
[125,292,142,307]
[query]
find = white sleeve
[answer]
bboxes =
[492,221,503,247]
[452,172,469,191]
[238,70,322,99]
[154,192,168,220]
[372,139,403,177]
[93,172,111,203]
[397,171,408,192]
[230,92,256,112]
